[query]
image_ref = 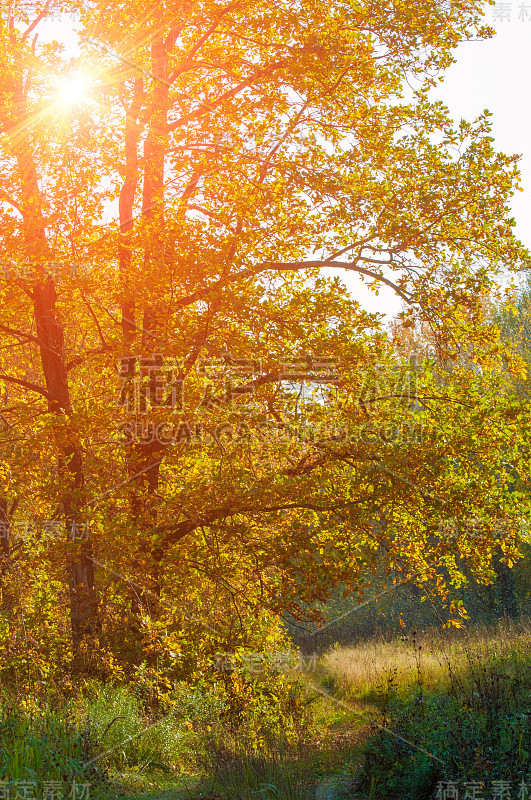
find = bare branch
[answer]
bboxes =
[81,293,111,350]
[263,261,413,303]
[0,323,40,344]
[167,64,282,131]
[21,1,51,45]
[174,258,414,309]
[169,0,244,79]
[66,346,114,372]
[0,192,22,213]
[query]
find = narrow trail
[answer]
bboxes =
[315,777,339,799]
[311,718,371,799]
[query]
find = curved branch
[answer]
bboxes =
[158,496,368,549]
[262,261,413,303]
[174,257,413,309]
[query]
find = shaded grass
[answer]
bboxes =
[0,704,110,798]
[173,672,371,800]
[201,731,366,800]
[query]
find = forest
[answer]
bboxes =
[1,1,531,798]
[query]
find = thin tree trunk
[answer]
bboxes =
[119,76,143,343]
[119,35,173,632]
[0,498,14,620]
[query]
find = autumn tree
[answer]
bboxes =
[0,0,530,675]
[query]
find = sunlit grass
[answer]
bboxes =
[321,619,531,700]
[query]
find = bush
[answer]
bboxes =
[82,681,217,773]
[81,669,311,776]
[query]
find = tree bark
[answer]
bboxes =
[119,34,173,633]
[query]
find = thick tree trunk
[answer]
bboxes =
[34,277,101,658]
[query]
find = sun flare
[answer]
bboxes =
[56,74,91,106]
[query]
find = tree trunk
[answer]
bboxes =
[493,549,518,620]
[0,499,14,620]
[3,69,101,656]
[118,35,172,635]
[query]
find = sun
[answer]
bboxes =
[56,74,91,107]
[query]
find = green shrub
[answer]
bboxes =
[83,683,192,773]
[358,640,531,799]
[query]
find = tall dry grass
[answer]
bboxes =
[321,619,531,699]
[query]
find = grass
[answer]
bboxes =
[199,723,367,800]
[79,684,187,774]
[0,682,222,800]
[0,703,111,798]
[5,621,531,800]
[88,674,369,800]
[318,620,531,799]
[204,747,311,800]
[321,619,531,701]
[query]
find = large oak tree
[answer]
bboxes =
[0,0,530,676]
